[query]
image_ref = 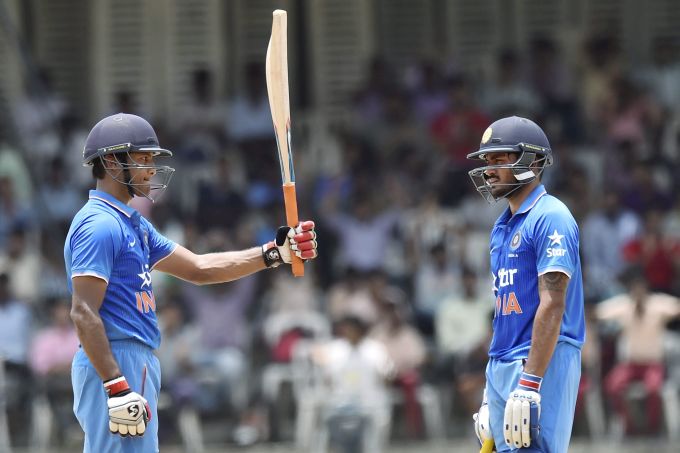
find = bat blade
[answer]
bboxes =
[266,9,304,277]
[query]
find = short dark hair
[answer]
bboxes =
[92,154,127,179]
[92,157,106,179]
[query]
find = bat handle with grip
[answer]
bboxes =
[480,439,495,453]
[282,183,304,277]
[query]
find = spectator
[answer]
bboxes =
[0,226,41,305]
[29,297,80,445]
[413,243,460,338]
[38,156,83,228]
[261,272,329,363]
[352,56,398,128]
[171,68,227,163]
[371,291,427,438]
[619,159,673,216]
[194,155,246,232]
[327,267,380,326]
[0,176,33,248]
[39,230,71,300]
[596,268,680,435]
[180,275,258,413]
[482,49,540,118]
[226,63,278,184]
[434,268,490,414]
[430,75,490,169]
[582,189,641,300]
[528,36,579,140]
[410,60,448,126]
[10,68,69,160]
[321,189,401,274]
[156,298,201,407]
[637,36,680,116]
[311,316,395,453]
[622,209,680,294]
[0,142,33,204]
[0,272,33,445]
[29,297,79,377]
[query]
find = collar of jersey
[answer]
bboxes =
[89,189,138,219]
[497,184,547,224]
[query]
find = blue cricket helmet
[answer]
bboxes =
[83,113,172,166]
[466,116,553,202]
[83,113,175,202]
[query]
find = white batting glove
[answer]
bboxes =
[262,220,318,267]
[473,388,493,447]
[504,372,541,449]
[104,376,150,437]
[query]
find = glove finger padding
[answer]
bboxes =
[511,399,523,448]
[504,387,541,449]
[295,220,315,233]
[289,222,318,259]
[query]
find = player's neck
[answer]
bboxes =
[507,180,540,214]
[96,178,133,205]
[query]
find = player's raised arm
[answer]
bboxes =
[153,221,318,285]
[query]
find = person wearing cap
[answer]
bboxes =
[468,117,585,452]
[64,113,318,452]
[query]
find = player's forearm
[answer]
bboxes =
[524,298,564,377]
[191,247,267,285]
[70,301,121,381]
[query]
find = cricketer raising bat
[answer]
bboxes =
[266,9,304,277]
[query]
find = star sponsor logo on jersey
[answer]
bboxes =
[135,264,156,313]
[546,229,567,257]
[138,264,152,288]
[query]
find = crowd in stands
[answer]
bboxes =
[1,33,680,449]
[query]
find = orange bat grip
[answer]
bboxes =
[283,183,304,277]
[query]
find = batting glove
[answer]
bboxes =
[504,372,541,449]
[473,388,493,447]
[104,376,151,437]
[262,220,318,268]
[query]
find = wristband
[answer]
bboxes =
[262,242,283,268]
[104,375,131,397]
[517,372,542,392]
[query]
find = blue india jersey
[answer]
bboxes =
[64,190,176,350]
[488,184,585,360]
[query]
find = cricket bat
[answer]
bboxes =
[265,9,304,277]
[480,439,495,453]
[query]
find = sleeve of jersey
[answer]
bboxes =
[145,219,178,269]
[69,216,120,283]
[533,208,579,278]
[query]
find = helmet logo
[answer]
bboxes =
[481,127,493,144]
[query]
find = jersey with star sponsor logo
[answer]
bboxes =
[487,184,584,360]
[64,190,177,349]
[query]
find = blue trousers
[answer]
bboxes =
[486,342,581,453]
[72,340,161,453]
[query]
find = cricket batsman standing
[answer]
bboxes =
[64,113,318,452]
[469,116,585,452]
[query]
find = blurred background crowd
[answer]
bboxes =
[1,0,680,451]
